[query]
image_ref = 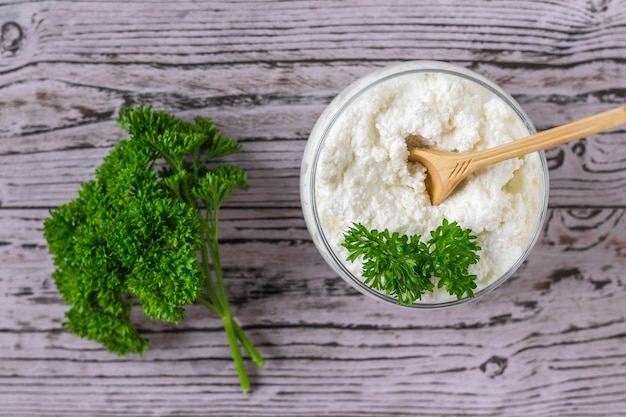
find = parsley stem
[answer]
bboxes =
[232,320,265,368]
[196,296,219,316]
[206,208,258,392]
[205,209,233,323]
[223,312,250,393]
[198,234,225,313]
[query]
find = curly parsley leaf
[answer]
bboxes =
[428,219,480,299]
[342,220,481,305]
[342,223,434,305]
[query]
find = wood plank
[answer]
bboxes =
[2,0,626,71]
[2,61,625,143]
[2,207,625,327]
[2,125,626,208]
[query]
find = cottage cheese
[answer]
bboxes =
[313,70,546,304]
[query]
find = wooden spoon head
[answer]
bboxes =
[407,142,470,205]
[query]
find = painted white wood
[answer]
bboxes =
[1,0,626,415]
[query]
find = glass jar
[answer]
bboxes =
[300,61,549,309]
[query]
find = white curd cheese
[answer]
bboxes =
[314,70,545,304]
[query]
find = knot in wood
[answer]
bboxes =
[1,22,24,52]
[480,355,508,378]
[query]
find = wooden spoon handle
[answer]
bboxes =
[470,106,626,168]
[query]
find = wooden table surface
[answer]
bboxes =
[1,1,626,416]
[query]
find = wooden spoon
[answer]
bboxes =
[407,106,626,205]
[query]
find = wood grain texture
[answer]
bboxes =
[1,0,626,416]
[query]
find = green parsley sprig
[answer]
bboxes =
[342,219,481,305]
[44,106,263,393]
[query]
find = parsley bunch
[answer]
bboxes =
[44,106,263,392]
[342,219,481,305]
